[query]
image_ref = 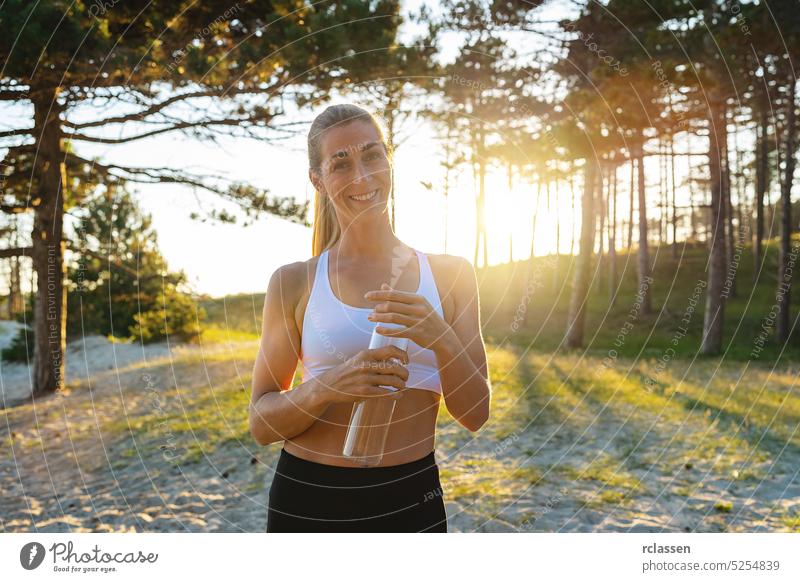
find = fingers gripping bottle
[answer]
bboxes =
[342,323,409,466]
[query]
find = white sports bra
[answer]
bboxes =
[300,247,444,394]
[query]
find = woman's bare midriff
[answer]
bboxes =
[283,388,441,467]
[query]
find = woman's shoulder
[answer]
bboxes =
[419,253,476,325]
[280,254,321,275]
[424,252,475,284]
[267,256,321,303]
[423,253,478,312]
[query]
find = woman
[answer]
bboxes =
[250,103,491,533]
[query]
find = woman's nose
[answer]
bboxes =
[352,159,369,184]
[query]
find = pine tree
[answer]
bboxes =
[67,187,204,343]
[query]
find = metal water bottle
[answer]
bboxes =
[342,323,409,466]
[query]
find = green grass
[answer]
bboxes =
[200,324,259,343]
[483,236,800,362]
[782,513,800,532]
[714,500,734,513]
[198,294,264,337]
[105,363,251,466]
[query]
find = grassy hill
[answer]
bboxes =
[480,236,800,362]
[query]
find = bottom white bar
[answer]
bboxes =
[0,533,797,581]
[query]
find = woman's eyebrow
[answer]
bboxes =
[360,141,380,152]
[327,141,381,163]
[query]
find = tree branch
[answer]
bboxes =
[68,154,307,225]
[64,114,275,144]
[0,127,34,139]
[0,89,31,101]
[0,246,32,259]
[62,85,283,131]
[0,204,32,214]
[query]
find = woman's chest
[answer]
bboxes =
[293,256,457,332]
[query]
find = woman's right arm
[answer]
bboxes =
[249,262,411,446]
[249,263,329,446]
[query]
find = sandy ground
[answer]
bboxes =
[0,321,210,407]
[0,335,798,533]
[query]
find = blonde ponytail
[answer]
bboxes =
[311,189,340,257]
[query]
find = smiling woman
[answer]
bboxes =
[248,103,491,533]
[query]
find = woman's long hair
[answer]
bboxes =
[308,104,393,257]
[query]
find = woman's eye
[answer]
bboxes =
[333,161,350,171]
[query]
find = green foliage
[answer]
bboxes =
[67,188,205,343]
[130,288,203,344]
[1,325,34,364]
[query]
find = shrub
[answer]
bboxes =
[1,325,34,364]
[130,288,206,344]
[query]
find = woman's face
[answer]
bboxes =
[311,119,391,220]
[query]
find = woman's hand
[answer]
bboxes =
[365,283,457,355]
[315,344,410,405]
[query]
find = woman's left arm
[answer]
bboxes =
[365,255,491,432]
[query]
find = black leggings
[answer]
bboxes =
[266,447,447,532]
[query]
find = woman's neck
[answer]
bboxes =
[331,222,406,261]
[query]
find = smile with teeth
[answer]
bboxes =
[349,189,378,201]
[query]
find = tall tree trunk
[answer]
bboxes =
[609,163,618,306]
[508,162,514,263]
[565,158,597,348]
[522,181,542,328]
[597,166,606,257]
[570,172,576,256]
[595,165,606,292]
[554,177,561,289]
[777,79,796,345]
[31,87,68,398]
[477,125,488,271]
[658,139,666,246]
[472,153,480,267]
[480,185,488,269]
[530,181,542,260]
[8,222,23,318]
[546,178,554,291]
[689,157,698,241]
[754,108,769,282]
[443,131,452,254]
[723,108,736,298]
[8,257,18,318]
[734,119,746,245]
[628,155,635,250]
[701,100,728,355]
[670,135,678,259]
[635,138,652,315]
